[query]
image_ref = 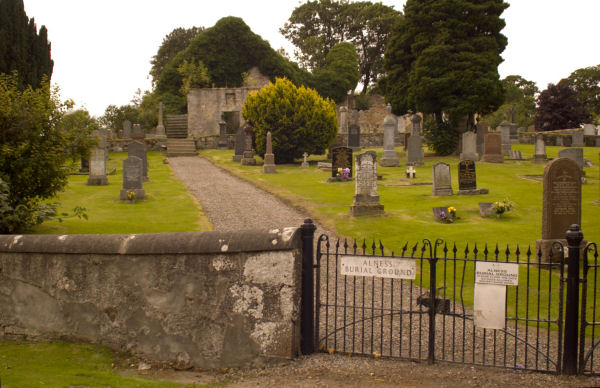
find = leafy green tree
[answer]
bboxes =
[312,42,360,103]
[60,109,99,160]
[177,59,210,95]
[563,65,600,122]
[149,26,203,87]
[0,73,84,232]
[281,0,401,93]
[0,0,53,89]
[383,0,508,153]
[100,104,139,132]
[534,80,590,131]
[482,75,538,128]
[242,77,337,163]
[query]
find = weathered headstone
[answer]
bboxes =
[508,150,523,160]
[350,151,384,216]
[380,104,399,167]
[120,156,145,200]
[232,126,245,162]
[301,152,309,168]
[432,162,453,196]
[331,146,353,178]
[155,102,166,137]
[339,106,348,133]
[481,133,504,163]
[123,120,132,139]
[476,120,488,156]
[263,131,276,174]
[240,123,256,165]
[509,123,519,143]
[497,120,512,155]
[478,202,494,217]
[556,136,564,146]
[406,113,424,166]
[348,121,361,150]
[558,148,584,171]
[536,157,582,262]
[87,146,108,185]
[583,124,595,136]
[459,131,478,161]
[218,118,228,150]
[128,140,148,181]
[131,123,145,140]
[533,134,547,163]
[571,130,584,147]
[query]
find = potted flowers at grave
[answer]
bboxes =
[338,167,351,181]
[492,199,513,218]
[437,206,457,223]
[125,190,136,204]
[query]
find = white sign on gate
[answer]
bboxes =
[340,255,416,279]
[474,261,519,329]
[475,262,519,286]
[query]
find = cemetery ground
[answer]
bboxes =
[3,144,600,387]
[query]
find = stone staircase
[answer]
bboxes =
[165,114,188,139]
[167,138,197,157]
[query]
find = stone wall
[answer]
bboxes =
[0,229,302,369]
[519,131,600,147]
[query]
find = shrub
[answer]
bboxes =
[423,115,459,156]
[242,78,337,163]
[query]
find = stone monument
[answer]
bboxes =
[120,156,145,201]
[128,140,148,182]
[459,131,478,161]
[350,151,384,216]
[476,119,488,156]
[571,130,584,147]
[481,133,504,163]
[380,104,400,167]
[497,120,512,155]
[123,120,132,139]
[535,158,582,262]
[533,134,547,163]
[241,123,257,165]
[456,160,488,195]
[330,146,353,180]
[432,162,453,196]
[301,152,309,168]
[407,113,424,166]
[232,126,245,162]
[583,123,596,136]
[262,131,276,174]
[155,102,166,137]
[87,145,108,185]
[339,106,348,133]
[558,148,584,171]
[218,117,228,150]
[131,123,145,140]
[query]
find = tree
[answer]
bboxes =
[281,0,401,93]
[383,0,508,153]
[563,65,600,122]
[242,77,337,163]
[149,26,203,87]
[0,0,53,89]
[0,73,80,232]
[534,80,590,131]
[100,104,139,132]
[311,42,360,103]
[60,109,99,160]
[482,75,538,128]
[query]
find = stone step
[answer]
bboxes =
[167,139,196,157]
[165,114,188,139]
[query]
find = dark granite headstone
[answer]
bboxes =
[233,126,245,162]
[348,124,361,148]
[119,156,145,200]
[331,146,353,178]
[128,140,148,181]
[458,160,476,191]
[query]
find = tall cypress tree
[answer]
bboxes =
[0,0,53,88]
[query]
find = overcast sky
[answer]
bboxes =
[22,0,600,117]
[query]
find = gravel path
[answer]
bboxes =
[164,155,600,387]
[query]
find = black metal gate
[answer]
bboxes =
[305,222,599,375]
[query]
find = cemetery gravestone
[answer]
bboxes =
[407,113,424,166]
[478,202,494,217]
[123,120,132,139]
[232,126,245,162]
[571,130,584,147]
[263,131,276,174]
[509,123,519,143]
[432,162,453,196]
[241,123,257,165]
[120,156,145,201]
[331,146,353,178]
[476,120,488,156]
[459,131,478,161]
[128,140,148,182]
[533,134,547,163]
[432,206,451,222]
[558,148,584,171]
[584,123,596,136]
[348,122,361,150]
[498,120,512,155]
[87,145,108,185]
[156,102,166,137]
[536,157,582,262]
[339,106,348,133]
[218,118,228,150]
[301,152,309,168]
[481,133,504,163]
[350,151,384,216]
[457,160,476,191]
[380,104,399,167]
[131,123,145,140]
[508,150,523,160]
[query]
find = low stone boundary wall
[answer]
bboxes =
[519,131,600,147]
[0,228,302,369]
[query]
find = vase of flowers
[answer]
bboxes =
[125,190,136,204]
[438,206,457,223]
[492,199,513,218]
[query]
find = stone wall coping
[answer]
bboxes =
[0,228,300,255]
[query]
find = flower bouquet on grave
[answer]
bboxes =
[340,167,351,180]
[492,199,513,218]
[439,207,457,223]
[126,190,136,203]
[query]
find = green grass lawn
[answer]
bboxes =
[32,151,212,234]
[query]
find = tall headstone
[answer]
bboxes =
[232,125,245,162]
[536,158,582,262]
[155,102,166,137]
[128,140,148,181]
[571,130,584,147]
[432,162,453,196]
[583,123,595,136]
[123,120,132,139]
[476,120,488,156]
[331,146,353,178]
[497,120,512,155]
[481,133,504,163]
[120,156,145,200]
[457,160,476,191]
[218,117,228,149]
[301,152,309,168]
[558,148,584,171]
[533,134,547,163]
[241,123,257,165]
[380,104,399,167]
[459,131,478,161]
[87,146,108,185]
[407,113,424,166]
[509,123,519,143]
[131,123,145,140]
[350,151,384,216]
[263,131,276,174]
[339,106,348,133]
[348,122,361,150]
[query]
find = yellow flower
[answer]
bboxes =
[448,206,456,212]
